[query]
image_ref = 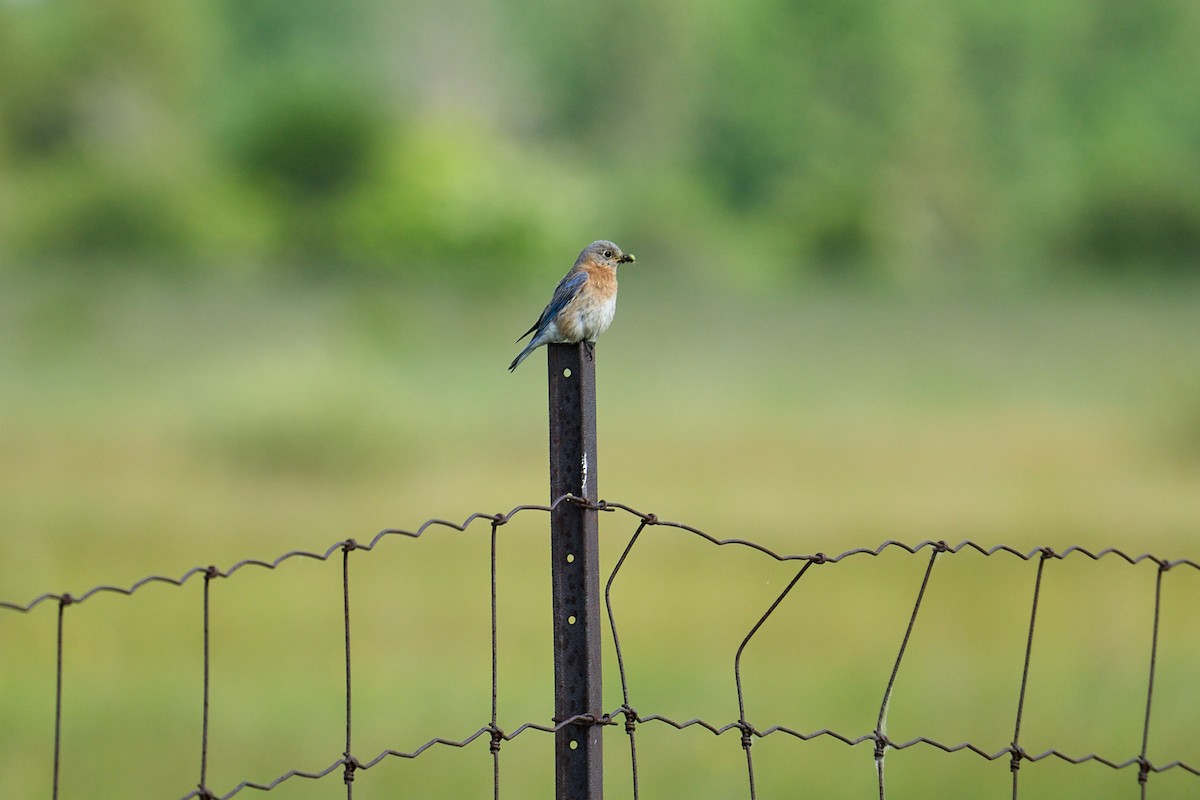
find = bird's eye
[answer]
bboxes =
[603,249,613,259]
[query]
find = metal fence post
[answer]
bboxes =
[547,343,604,800]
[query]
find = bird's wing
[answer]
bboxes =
[516,270,588,342]
[515,316,542,343]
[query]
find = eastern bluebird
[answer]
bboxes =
[509,240,636,371]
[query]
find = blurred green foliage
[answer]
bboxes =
[2,0,1198,282]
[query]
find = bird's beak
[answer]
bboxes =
[619,253,636,264]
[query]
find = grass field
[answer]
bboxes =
[2,272,1199,799]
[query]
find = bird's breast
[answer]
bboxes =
[558,282,617,342]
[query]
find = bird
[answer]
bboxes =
[509,240,635,371]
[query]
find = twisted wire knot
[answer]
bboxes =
[620,704,640,735]
[873,732,888,761]
[1009,743,1026,773]
[737,721,754,750]
[343,753,361,784]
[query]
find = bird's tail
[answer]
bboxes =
[508,340,538,372]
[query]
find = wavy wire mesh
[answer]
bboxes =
[3,495,1198,800]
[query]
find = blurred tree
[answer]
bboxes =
[223,85,386,267]
[1,0,1196,282]
[0,0,264,268]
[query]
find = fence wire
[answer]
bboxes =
[3,495,1198,800]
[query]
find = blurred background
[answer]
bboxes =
[2,0,1199,798]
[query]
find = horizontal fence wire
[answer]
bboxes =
[3,495,1199,799]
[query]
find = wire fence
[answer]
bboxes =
[3,494,1198,800]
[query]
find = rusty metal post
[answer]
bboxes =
[547,343,603,800]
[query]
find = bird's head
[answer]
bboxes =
[578,240,635,269]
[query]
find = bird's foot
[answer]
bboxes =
[584,341,595,361]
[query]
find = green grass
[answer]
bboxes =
[1,273,1199,798]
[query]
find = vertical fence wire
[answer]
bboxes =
[342,542,357,796]
[1137,563,1166,800]
[200,568,215,799]
[1009,550,1050,800]
[604,518,651,800]
[874,544,945,800]
[490,518,502,800]
[52,594,69,800]
[733,560,817,800]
